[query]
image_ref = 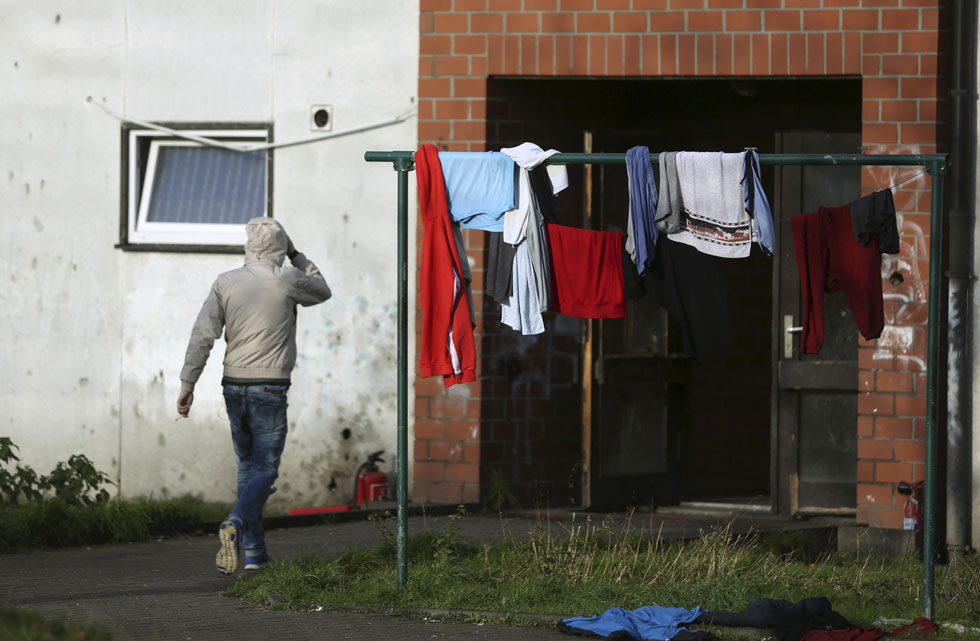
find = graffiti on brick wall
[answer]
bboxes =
[865,145,929,372]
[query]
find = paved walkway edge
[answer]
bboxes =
[293,603,933,641]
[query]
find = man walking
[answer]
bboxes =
[176,217,331,574]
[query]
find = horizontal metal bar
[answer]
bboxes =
[546,152,948,167]
[365,151,415,163]
[365,150,948,170]
[760,153,947,167]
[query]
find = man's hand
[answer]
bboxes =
[177,391,194,418]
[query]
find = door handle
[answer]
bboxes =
[784,315,802,359]
[594,357,604,385]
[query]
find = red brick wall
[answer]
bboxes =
[412,232,484,506]
[415,0,947,527]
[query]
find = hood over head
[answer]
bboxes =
[244,217,288,265]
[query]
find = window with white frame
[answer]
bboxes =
[122,125,272,248]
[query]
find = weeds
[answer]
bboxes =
[482,469,521,513]
[495,515,769,590]
[0,604,121,640]
[0,493,228,552]
[0,439,228,552]
[368,510,396,550]
[227,509,980,631]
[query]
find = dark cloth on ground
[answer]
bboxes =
[696,597,853,641]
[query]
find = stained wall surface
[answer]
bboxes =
[0,1,418,510]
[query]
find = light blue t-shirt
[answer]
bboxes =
[438,151,517,232]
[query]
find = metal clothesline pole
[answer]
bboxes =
[363,150,948,619]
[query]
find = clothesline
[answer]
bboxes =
[426,146,905,366]
[87,96,416,152]
[881,167,928,189]
[363,148,948,620]
[778,168,928,221]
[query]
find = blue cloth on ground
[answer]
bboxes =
[438,151,517,231]
[626,146,659,276]
[560,605,705,640]
[742,149,774,256]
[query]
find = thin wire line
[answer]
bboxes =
[779,168,929,220]
[884,168,928,190]
[87,97,416,152]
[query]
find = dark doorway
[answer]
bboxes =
[584,128,775,509]
[482,76,862,511]
[585,129,687,508]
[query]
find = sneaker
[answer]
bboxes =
[244,551,272,570]
[215,516,243,575]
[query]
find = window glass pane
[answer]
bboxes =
[146,147,266,224]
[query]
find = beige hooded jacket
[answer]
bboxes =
[179,218,331,393]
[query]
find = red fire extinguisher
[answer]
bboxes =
[287,450,390,516]
[353,450,389,507]
[897,480,924,531]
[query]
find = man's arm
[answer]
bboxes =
[176,283,225,416]
[285,240,332,306]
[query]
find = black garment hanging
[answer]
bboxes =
[486,232,517,304]
[648,235,732,361]
[847,188,899,254]
[621,241,645,301]
[528,164,558,224]
[486,165,559,305]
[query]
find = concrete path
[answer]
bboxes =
[0,511,810,640]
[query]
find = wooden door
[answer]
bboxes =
[772,131,862,515]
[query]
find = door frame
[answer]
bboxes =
[580,130,595,508]
[770,131,862,518]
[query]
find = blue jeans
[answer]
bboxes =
[222,383,289,556]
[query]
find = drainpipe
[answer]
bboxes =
[968,3,980,556]
[946,0,978,561]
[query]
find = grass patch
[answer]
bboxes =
[226,510,980,634]
[0,604,121,641]
[0,493,228,552]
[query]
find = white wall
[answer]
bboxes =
[0,1,418,511]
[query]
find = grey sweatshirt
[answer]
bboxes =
[179,218,331,393]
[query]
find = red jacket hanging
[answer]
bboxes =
[416,144,476,387]
[792,203,884,355]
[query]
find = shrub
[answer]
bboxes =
[0,437,113,507]
[0,438,227,552]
